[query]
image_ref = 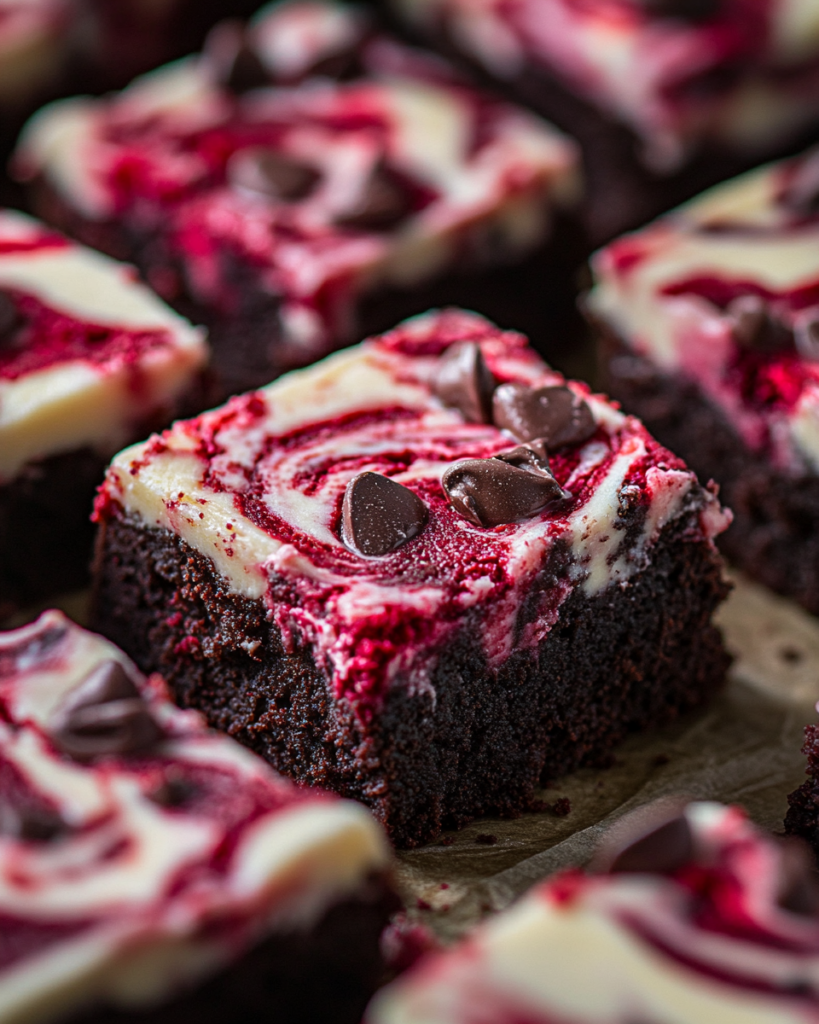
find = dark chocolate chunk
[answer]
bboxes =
[433,342,496,423]
[638,0,721,20]
[229,148,322,202]
[335,162,413,231]
[492,384,596,449]
[0,290,23,347]
[208,21,271,93]
[149,769,198,808]
[50,660,163,761]
[493,440,550,474]
[442,455,569,528]
[780,149,819,217]
[726,295,792,353]
[795,312,819,361]
[342,472,428,556]
[0,803,65,842]
[777,837,819,916]
[608,815,694,875]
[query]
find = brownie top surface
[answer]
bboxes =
[99,309,729,711]
[370,799,819,1024]
[14,0,578,353]
[0,609,389,1022]
[393,0,819,172]
[0,209,206,484]
[589,147,819,473]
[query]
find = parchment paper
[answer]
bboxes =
[16,573,819,945]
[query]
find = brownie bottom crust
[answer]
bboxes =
[91,506,730,848]
[28,180,589,400]
[0,447,109,621]
[71,874,396,1024]
[601,334,819,616]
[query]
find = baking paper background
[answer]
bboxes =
[16,572,819,945]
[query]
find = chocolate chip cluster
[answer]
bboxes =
[341,341,597,557]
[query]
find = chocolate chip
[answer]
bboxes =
[0,803,65,842]
[149,769,198,808]
[433,342,496,423]
[50,660,163,762]
[335,162,413,231]
[608,815,694,875]
[493,440,550,474]
[342,472,428,556]
[777,838,819,916]
[726,295,792,353]
[795,313,819,361]
[229,148,321,202]
[781,149,819,217]
[0,290,23,347]
[208,21,271,93]
[638,0,721,20]
[442,455,569,528]
[492,384,596,449]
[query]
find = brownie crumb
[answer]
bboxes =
[549,798,572,817]
[780,646,804,665]
[475,833,498,845]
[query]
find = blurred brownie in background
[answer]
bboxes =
[588,147,819,615]
[390,0,819,243]
[0,209,205,620]
[14,0,584,399]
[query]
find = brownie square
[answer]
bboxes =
[0,209,206,620]
[0,609,395,1024]
[370,799,819,1023]
[14,0,584,399]
[588,147,819,615]
[390,0,819,244]
[90,308,731,848]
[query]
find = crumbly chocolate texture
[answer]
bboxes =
[70,877,396,1024]
[91,508,730,848]
[28,180,587,397]
[601,330,819,615]
[786,727,819,860]
[0,446,107,619]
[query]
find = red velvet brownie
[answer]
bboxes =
[392,0,819,243]
[90,308,731,848]
[13,0,581,399]
[369,799,819,1023]
[0,609,394,1024]
[588,148,819,615]
[0,209,206,620]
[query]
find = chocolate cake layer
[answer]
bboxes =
[0,447,106,619]
[786,726,819,860]
[91,507,730,848]
[73,878,396,1024]
[602,332,819,616]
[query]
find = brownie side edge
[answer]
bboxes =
[70,873,397,1024]
[90,501,730,848]
[0,446,109,620]
[600,328,819,615]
